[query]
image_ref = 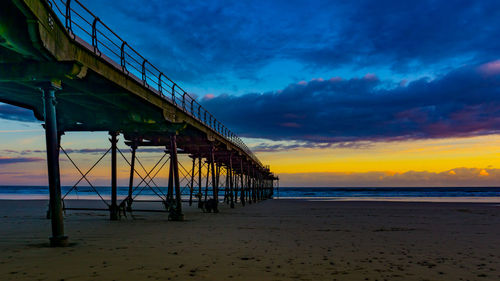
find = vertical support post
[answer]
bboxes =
[258,176,261,201]
[240,159,245,206]
[247,165,252,205]
[266,179,270,199]
[189,156,195,206]
[259,174,263,201]
[42,82,68,247]
[277,178,280,199]
[229,153,234,208]
[127,143,137,212]
[270,180,273,198]
[216,163,220,192]
[252,168,257,203]
[198,156,203,209]
[224,166,229,204]
[210,144,218,212]
[204,158,210,202]
[259,177,262,201]
[169,135,184,221]
[264,179,267,199]
[234,166,238,204]
[109,131,119,221]
[167,151,174,205]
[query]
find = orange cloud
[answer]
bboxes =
[479,169,489,176]
[278,168,500,187]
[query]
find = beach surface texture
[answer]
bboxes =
[0,199,499,280]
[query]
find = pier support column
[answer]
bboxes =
[224,165,229,204]
[42,81,68,247]
[260,176,263,201]
[127,143,137,212]
[216,163,220,198]
[109,131,119,221]
[240,159,245,206]
[204,159,210,202]
[198,156,203,209]
[234,167,238,204]
[189,156,195,206]
[247,166,252,205]
[252,169,257,203]
[229,153,234,208]
[169,134,184,221]
[209,144,219,212]
[167,150,174,206]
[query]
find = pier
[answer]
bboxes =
[0,0,277,246]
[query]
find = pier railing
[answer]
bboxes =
[47,0,262,167]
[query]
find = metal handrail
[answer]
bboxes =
[47,0,262,167]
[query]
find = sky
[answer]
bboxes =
[1,0,500,187]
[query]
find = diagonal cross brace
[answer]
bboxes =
[60,146,110,206]
[116,148,169,203]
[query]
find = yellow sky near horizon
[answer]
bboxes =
[1,124,499,186]
[258,134,500,174]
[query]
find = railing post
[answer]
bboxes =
[158,72,163,94]
[41,81,68,247]
[65,0,72,32]
[182,92,186,110]
[91,17,100,54]
[171,84,176,104]
[141,59,147,86]
[120,42,127,72]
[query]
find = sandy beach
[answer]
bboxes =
[0,199,499,280]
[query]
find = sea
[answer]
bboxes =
[0,186,499,203]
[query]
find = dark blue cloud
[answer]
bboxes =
[251,141,371,152]
[299,0,500,72]
[0,157,43,165]
[0,103,37,122]
[78,0,500,83]
[201,61,500,143]
[1,148,166,155]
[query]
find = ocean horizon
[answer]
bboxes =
[0,185,499,203]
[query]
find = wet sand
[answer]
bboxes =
[0,199,499,280]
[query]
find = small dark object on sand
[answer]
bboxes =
[118,201,127,218]
[202,199,218,213]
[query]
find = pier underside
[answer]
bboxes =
[0,0,277,246]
